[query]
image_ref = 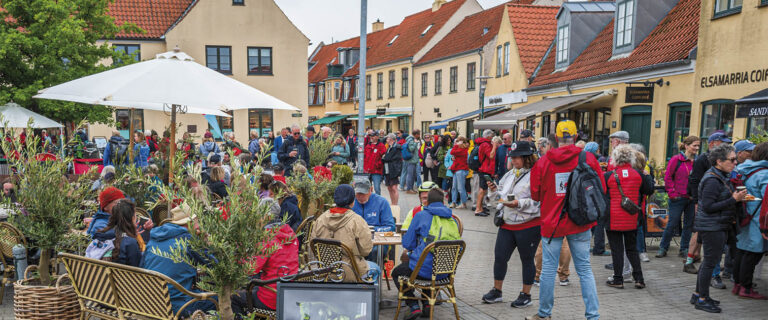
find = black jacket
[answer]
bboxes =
[694,167,739,232]
[207,180,228,199]
[381,144,403,180]
[277,136,310,175]
[279,195,302,231]
[687,152,711,202]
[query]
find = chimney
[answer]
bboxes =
[372,19,384,32]
[432,0,448,12]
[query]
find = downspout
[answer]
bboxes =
[411,58,415,133]
[477,50,484,135]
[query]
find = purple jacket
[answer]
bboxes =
[664,153,693,199]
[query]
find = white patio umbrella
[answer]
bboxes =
[34,48,300,182]
[0,102,63,128]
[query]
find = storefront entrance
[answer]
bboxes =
[666,103,691,160]
[621,105,652,154]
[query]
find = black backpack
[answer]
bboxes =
[110,139,129,164]
[467,141,487,172]
[550,151,608,239]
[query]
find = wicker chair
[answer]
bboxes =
[135,207,150,219]
[0,222,25,304]
[295,216,315,267]
[451,214,463,236]
[152,203,169,225]
[394,240,466,320]
[309,238,373,283]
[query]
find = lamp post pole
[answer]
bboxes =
[476,75,492,120]
[356,0,367,173]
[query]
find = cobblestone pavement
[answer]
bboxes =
[0,192,765,320]
[379,191,768,320]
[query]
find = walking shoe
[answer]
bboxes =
[634,281,646,289]
[533,280,540,287]
[690,293,720,305]
[420,305,431,318]
[694,297,722,313]
[406,190,418,194]
[604,263,613,270]
[640,252,650,262]
[448,203,455,208]
[683,263,698,274]
[475,211,489,217]
[721,271,732,280]
[592,250,611,256]
[405,305,422,320]
[606,278,624,289]
[678,250,687,258]
[457,203,468,209]
[525,314,551,320]
[559,279,570,286]
[510,292,532,308]
[738,286,768,300]
[481,288,503,304]
[711,275,726,289]
[732,283,742,295]
[656,249,667,258]
[607,274,632,283]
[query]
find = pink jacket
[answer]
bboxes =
[664,153,693,199]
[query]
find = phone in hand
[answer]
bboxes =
[138,216,149,227]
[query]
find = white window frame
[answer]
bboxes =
[318,85,325,104]
[421,24,434,36]
[557,25,569,64]
[389,35,399,45]
[496,46,502,77]
[308,86,315,105]
[616,0,634,48]
[503,42,510,75]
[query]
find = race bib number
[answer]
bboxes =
[622,169,629,178]
[555,172,570,195]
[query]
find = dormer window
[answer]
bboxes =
[389,35,399,46]
[482,27,489,35]
[556,25,569,64]
[339,51,346,66]
[615,0,634,48]
[421,24,434,36]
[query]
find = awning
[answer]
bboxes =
[348,115,377,120]
[473,90,614,130]
[736,88,768,118]
[378,113,409,119]
[309,114,348,125]
[428,106,505,130]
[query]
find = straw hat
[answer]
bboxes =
[169,202,196,225]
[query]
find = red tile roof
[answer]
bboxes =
[529,0,698,88]
[508,4,560,77]
[416,3,506,65]
[308,37,360,83]
[367,0,467,67]
[107,0,196,39]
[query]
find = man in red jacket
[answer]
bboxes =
[364,131,387,195]
[526,120,605,320]
[474,129,499,216]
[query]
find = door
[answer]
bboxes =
[666,103,691,160]
[621,105,652,154]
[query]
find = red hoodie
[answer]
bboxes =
[475,137,496,175]
[450,146,469,171]
[530,144,605,238]
[249,224,299,309]
[364,142,386,174]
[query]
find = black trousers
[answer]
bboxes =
[392,263,431,307]
[493,226,541,284]
[696,230,736,298]
[606,230,643,282]
[423,166,439,183]
[733,248,764,289]
[592,218,607,254]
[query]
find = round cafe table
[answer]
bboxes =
[373,232,402,309]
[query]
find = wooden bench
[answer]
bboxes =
[59,252,218,320]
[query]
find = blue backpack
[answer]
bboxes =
[402,142,414,161]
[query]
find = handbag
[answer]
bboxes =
[494,171,530,227]
[614,173,642,215]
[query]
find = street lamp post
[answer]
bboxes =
[356,0,367,173]
[476,75,492,120]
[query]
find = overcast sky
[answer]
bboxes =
[274,0,512,55]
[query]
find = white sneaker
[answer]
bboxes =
[607,274,633,283]
[448,203,455,208]
[640,252,650,262]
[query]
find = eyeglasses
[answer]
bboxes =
[727,157,738,162]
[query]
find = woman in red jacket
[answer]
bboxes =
[604,145,654,289]
[364,131,387,195]
[450,137,470,208]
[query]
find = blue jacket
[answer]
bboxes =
[352,193,395,232]
[495,144,511,178]
[736,160,768,253]
[133,142,150,168]
[199,141,220,157]
[141,224,209,313]
[87,210,111,238]
[103,136,125,167]
[444,148,454,177]
[93,229,141,267]
[248,139,260,156]
[403,203,456,279]
[280,195,302,232]
[331,144,350,164]
[274,136,284,153]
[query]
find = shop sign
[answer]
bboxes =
[484,91,527,107]
[736,102,768,118]
[292,113,303,118]
[625,86,654,103]
[700,68,768,88]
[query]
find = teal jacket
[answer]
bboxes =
[736,160,768,253]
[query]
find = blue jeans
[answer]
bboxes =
[416,164,423,187]
[405,162,418,191]
[370,174,383,195]
[399,165,407,189]
[637,221,646,253]
[442,177,452,191]
[660,198,694,253]
[538,230,599,320]
[451,170,468,205]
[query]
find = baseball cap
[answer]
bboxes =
[609,131,630,141]
[708,132,732,143]
[555,120,577,138]
[508,141,534,157]
[520,130,534,138]
[353,179,372,194]
[734,140,755,153]
[306,126,316,133]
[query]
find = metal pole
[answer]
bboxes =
[168,104,178,184]
[128,108,135,162]
[356,0,367,173]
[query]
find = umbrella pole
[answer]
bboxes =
[129,108,135,163]
[168,104,178,184]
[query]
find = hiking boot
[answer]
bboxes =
[525,314,551,320]
[640,252,650,262]
[481,288,503,304]
[690,294,720,305]
[656,249,667,258]
[711,276,726,289]
[732,283,742,295]
[683,263,698,274]
[738,286,768,300]
[694,297,722,313]
[606,278,624,289]
[511,292,532,308]
[405,305,422,320]
[559,279,570,286]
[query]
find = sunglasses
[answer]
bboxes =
[727,157,738,162]
[292,132,301,136]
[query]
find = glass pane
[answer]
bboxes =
[733,0,743,7]
[261,48,271,58]
[221,47,230,56]
[749,117,768,136]
[207,47,217,56]
[220,63,230,71]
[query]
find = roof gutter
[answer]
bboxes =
[368,57,413,70]
[414,48,482,67]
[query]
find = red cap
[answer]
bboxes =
[98,187,125,210]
